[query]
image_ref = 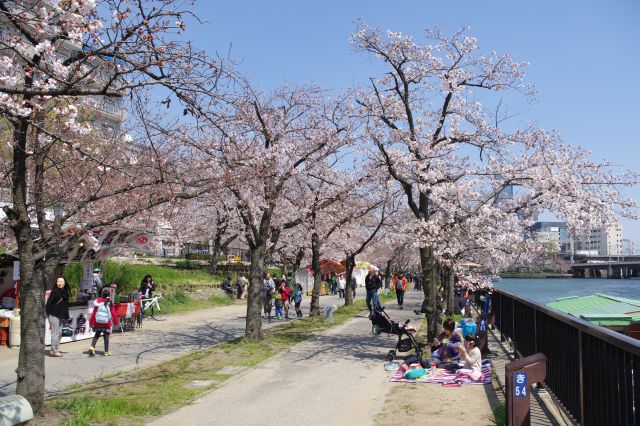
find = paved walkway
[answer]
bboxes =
[0,292,358,397]
[150,294,423,426]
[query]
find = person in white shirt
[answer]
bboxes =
[455,333,483,382]
[338,275,346,298]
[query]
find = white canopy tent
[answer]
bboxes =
[294,267,315,293]
[352,261,379,286]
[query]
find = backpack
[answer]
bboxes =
[95,302,112,325]
[293,291,302,303]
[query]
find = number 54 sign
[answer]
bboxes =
[514,372,528,398]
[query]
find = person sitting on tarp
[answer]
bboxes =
[454,333,483,382]
[429,318,462,366]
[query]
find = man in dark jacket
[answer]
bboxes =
[350,276,357,298]
[364,269,381,316]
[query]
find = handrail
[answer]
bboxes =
[494,288,640,356]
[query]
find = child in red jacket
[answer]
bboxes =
[88,289,119,356]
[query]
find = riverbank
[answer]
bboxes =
[500,273,573,279]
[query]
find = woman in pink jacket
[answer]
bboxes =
[88,289,119,356]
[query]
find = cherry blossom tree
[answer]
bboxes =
[293,166,390,317]
[195,84,353,340]
[164,191,243,274]
[352,23,637,339]
[338,189,402,306]
[0,0,226,411]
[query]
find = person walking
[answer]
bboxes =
[263,272,275,321]
[280,280,292,319]
[330,272,338,295]
[236,276,243,299]
[372,270,382,304]
[92,268,103,296]
[273,282,284,320]
[350,275,357,298]
[414,273,422,291]
[88,288,119,356]
[292,284,304,318]
[338,274,346,298]
[45,277,70,357]
[365,269,381,316]
[392,273,407,310]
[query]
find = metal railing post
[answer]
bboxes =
[578,330,584,425]
[512,296,516,358]
[534,308,538,355]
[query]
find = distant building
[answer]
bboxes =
[531,222,569,253]
[575,223,623,256]
[622,239,636,256]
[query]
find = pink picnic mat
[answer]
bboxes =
[389,359,492,385]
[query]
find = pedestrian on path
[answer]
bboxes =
[45,277,70,357]
[392,273,407,310]
[89,288,119,356]
[365,269,381,316]
[292,284,303,318]
[263,273,275,321]
[273,283,284,320]
[330,272,338,295]
[338,274,346,298]
[350,276,357,298]
[279,279,292,319]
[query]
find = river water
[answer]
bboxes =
[495,278,640,305]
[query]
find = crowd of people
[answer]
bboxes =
[262,273,304,321]
[327,272,357,299]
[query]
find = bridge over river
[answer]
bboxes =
[571,255,640,278]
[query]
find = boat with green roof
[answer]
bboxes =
[547,294,640,339]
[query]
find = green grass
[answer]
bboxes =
[64,261,221,294]
[63,261,232,315]
[49,298,373,425]
[490,403,506,426]
[162,291,235,314]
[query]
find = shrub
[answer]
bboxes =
[174,260,194,270]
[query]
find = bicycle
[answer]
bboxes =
[138,294,172,323]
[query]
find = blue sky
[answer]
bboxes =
[189,0,640,242]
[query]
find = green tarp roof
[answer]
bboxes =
[547,294,640,327]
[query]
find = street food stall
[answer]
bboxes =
[294,259,347,295]
[0,226,155,347]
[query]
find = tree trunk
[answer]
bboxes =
[419,246,440,340]
[10,116,46,413]
[293,247,305,277]
[208,234,222,275]
[436,265,444,316]
[444,267,455,317]
[384,259,393,288]
[309,232,322,317]
[245,241,267,340]
[344,254,355,306]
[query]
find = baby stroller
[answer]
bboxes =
[370,305,423,361]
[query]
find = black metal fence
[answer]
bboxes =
[492,289,640,426]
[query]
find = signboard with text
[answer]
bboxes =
[514,371,528,398]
